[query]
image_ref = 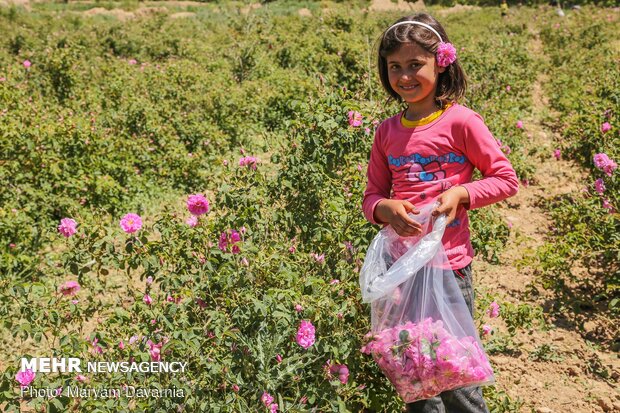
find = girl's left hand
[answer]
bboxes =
[431,186,471,225]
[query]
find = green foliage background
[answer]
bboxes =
[0,1,617,412]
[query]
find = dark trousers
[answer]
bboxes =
[405,264,490,413]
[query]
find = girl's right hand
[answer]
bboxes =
[374,199,422,237]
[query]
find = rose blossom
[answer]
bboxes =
[238,156,258,170]
[120,213,142,234]
[593,153,618,177]
[436,42,457,67]
[186,215,198,227]
[59,281,80,296]
[347,111,363,127]
[600,122,611,133]
[148,340,163,361]
[187,194,210,216]
[58,218,77,237]
[487,301,500,318]
[296,320,316,349]
[261,391,274,407]
[15,369,35,388]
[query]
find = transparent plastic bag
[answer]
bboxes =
[360,202,495,403]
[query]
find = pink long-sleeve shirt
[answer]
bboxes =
[362,103,519,270]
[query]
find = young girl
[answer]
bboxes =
[362,13,519,413]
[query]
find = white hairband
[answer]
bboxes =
[383,20,457,68]
[386,21,443,43]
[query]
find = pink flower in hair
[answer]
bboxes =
[436,42,457,67]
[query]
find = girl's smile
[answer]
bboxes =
[386,42,445,120]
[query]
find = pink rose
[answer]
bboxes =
[296,320,315,349]
[187,194,210,216]
[310,252,325,264]
[59,281,80,296]
[436,42,457,67]
[230,231,241,243]
[238,156,258,170]
[143,294,153,305]
[15,369,35,388]
[58,218,77,237]
[22,60,31,69]
[347,110,363,127]
[261,391,274,407]
[594,178,605,194]
[119,213,142,234]
[148,340,163,361]
[600,122,611,133]
[516,120,523,129]
[593,153,617,177]
[602,199,615,213]
[487,301,500,318]
[553,149,561,160]
[482,324,493,336]
[186,215,198,227]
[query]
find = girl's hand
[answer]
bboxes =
[374,199,422,237]
[432,186,471,225]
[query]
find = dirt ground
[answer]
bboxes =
[474,34,619,413]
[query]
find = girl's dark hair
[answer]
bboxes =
[378,13,467,107]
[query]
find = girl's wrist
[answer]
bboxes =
[455,185,470,206]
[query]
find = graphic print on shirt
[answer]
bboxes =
[406,161,446,183]
[388,152,466,194]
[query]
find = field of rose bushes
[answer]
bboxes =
[0,1,617,412]
[532,10,620,325]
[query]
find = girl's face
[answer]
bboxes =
[386,42,445,108]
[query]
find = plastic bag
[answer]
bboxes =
[360,202,495,403]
